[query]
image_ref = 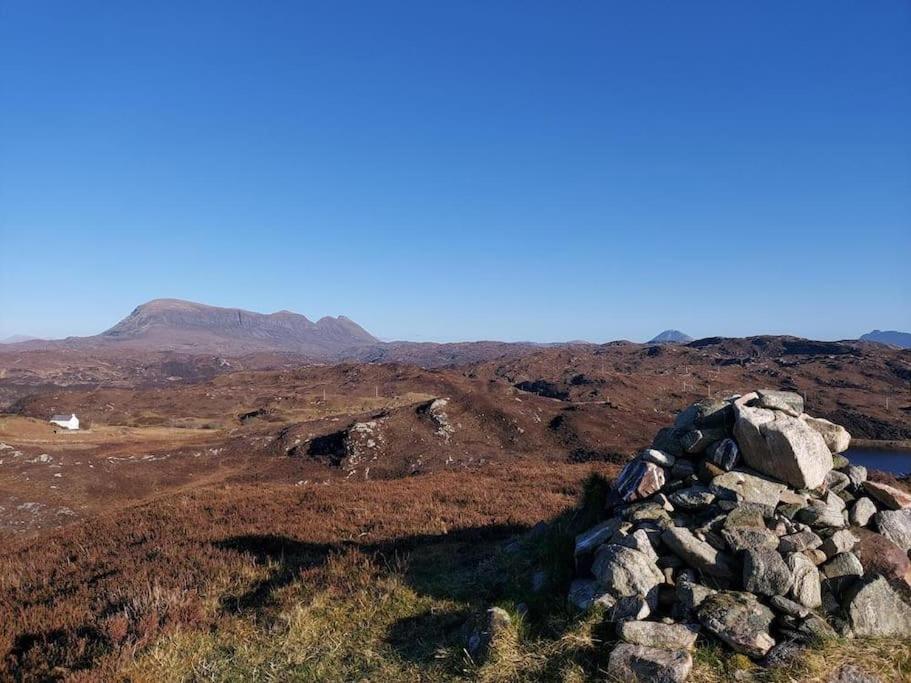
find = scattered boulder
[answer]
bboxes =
[606,643,693,683]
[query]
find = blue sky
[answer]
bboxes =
[1,1,909,343]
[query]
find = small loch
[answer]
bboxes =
[843,447,911,476]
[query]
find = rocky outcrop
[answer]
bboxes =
[558,390,911,680]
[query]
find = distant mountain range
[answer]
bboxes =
[0,334,41,344]
[648,329,693,344]
[860,329,911,349]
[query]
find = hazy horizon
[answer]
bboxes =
[2,2,909,342]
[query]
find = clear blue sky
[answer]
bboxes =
[1,1,909,343]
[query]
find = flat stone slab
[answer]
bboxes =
[606,643,693,683]
[698,591,775,658]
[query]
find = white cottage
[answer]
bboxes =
[50,413,79,430]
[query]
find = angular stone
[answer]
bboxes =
[606,643,693,683]
[754,389,804,416]
[801,414,851,453]
[875,509,911,551]
[795,500,845,529]
[567,578,614,611]
[844,464,867,489]
[670,459,695,481]
[825,469,851,493]
[733,400,833,489]
[849,497,877,527]
[711,469,786,507]
[852,527,911,588]
[675,399,733,430]
[863,480,911,510]
[820,529,858,558]
[591,544,664,605]
[617,528,659,563]
[769,595,809,618]
[821,552,863,586]
[641,448,675,467]
[575,518,623,558]
[611,460,666,505]
[661,526,737,579]
[616,620,699,651]
[722,504,778,552]
[778,529,823,554]
[676,579,716,612]
[607,595,652,622]
[652,427,686,458]
[845,575,911,637]
[706,438,739,471]
[698,591,776,658]
[682,427,728,454]
[669,485,716,511]
[786,552,822,608]
[743,548,792,596]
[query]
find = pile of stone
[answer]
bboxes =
[567,390,911,682]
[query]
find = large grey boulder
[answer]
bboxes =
[844,575,911,637]
[661,526,737,579]
[616,620,699,650]
[875,509,911,552]
[800,414,851,453]
[733,400,833,490]
[743,548,793,596]
[820,529,858,558]
[606,643,693,683]
[844,464,867,489]
[786,552,822,608]
[698,591,776,658]
[591,544,664,607]
[675,399,732,430]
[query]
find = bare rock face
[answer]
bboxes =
[733,401,833,490]
[698,591,775,658]
[606,643,693,683]
[845,575,911,637]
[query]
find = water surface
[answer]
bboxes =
[843,447,911,476]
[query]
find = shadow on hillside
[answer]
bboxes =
[215,523,525,613]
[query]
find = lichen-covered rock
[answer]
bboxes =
[616,620,699,650]
[661,526,737,579]
[743,548,792,596]
[852,528,911,588]
[844,464,867,490]
[606,643,693,683]
[722,504,778,552]
[711,469,786,507]
[591,544,664,606]
[786,552,822,608]
[778,529,823,553]
[733,398,832,489]
[820,529,858,558]
[844,575,911,637]
[875,509,911,551]
[698,591,775,658]
[668,485,716,511]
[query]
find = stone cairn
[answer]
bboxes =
[567,390,911,682]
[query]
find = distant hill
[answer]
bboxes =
[8,299,378,356]
[0,334,40,344]
[648,329,693,344]
[859,330,911,349]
